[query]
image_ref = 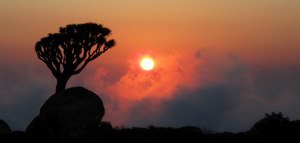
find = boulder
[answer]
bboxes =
[26,87,105,142]
[0,119,11,135]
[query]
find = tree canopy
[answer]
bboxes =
[35,23,115,92]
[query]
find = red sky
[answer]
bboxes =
[1,0,299,66]
[0,0,300,131]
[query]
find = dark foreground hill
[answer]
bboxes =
[1,117,300,143]
[90,119,300,143]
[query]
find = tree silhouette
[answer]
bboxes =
[250,112,290,135]
[35,23,115,93]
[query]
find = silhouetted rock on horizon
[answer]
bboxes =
[249,112,289,136]
[0,119,11,135]
[26,87,105,143]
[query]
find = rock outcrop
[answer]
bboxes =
[0,119,11,135]
[26,87,105,143]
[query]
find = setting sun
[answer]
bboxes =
[140,57,155,71]
[2,0,300,138]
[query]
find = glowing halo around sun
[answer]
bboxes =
[140,57,155,71]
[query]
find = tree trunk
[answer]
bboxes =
[56,77,69,93]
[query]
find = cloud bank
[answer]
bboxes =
[1,48,300,132]
[76,49,300,132]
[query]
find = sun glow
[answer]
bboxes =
[140,57,155,71]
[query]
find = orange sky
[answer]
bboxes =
[1,0,300,131]
[1,0,299,67]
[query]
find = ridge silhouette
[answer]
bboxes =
[2,112,300,143]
